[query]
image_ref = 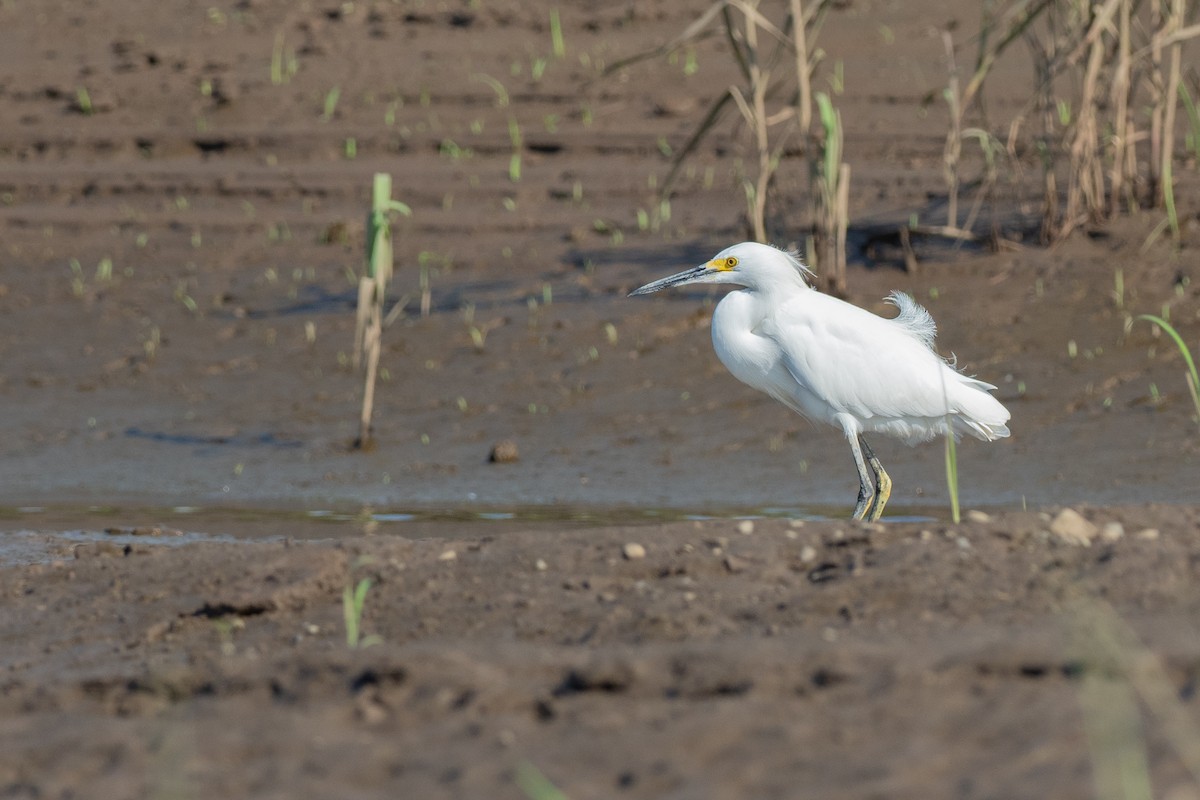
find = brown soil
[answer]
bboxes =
[2,0,1199,796]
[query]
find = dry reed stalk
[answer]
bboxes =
[812,91,847,293]
[1149,1,1166,208]
[788,0,812,133]
[942,30,963,230]
[1060,11,1106,238]
[739,0,772,243]
[1108,0,1134,218]
[1159,0,1185,241]
[834,161,849,289]
[607,0,841,280]
[354,173,409,451]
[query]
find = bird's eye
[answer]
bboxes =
[725,257,738,268]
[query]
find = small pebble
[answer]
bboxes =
[1136,528,1161,541]
[438,549,457,561]
[355,698,388,726]
[956,536,972,550]
[799,544,817,564]
[966,510,991,523]
[535,558,548,571]
[622,542,646,560]
[736,520,755,535]
[488,440,520,463]
[1100,522,1125,542]
[788,519,806,528]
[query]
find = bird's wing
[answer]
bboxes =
[761,292,966,422]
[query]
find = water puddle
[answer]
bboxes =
[0,503,940,566]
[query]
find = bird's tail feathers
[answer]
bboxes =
[949,378,1011,442]
[953,413,1011,442]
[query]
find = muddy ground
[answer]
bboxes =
[2,0,1200,796]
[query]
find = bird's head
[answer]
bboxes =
[628,242,814,296]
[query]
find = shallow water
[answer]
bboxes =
[0,503,942,566]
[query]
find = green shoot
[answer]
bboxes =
[1162,157,1179,243]
[1069,598,1200,798]
[1181,82,1200,161]
[1136,314,1200,426]
[516,762,569,800]
[508,116,523,182]
[473,73,509,107]
[550,9,565,58]
[944,430,960,524]
[469,327,486,352]
[322,86,340,121]
[76,87,93,115]
[270,32,296,85]
[343,578,381,649]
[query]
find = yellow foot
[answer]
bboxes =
[866,463,892,522]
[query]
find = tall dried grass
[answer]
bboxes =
[608,0,850,291]
[950,0,1199,245]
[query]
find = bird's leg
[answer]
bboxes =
[858,435,892,521]
[846,434,876,521]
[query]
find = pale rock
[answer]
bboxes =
[1050,508,1098,547]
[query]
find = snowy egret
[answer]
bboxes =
[629,242,1011,520]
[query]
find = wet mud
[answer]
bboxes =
[2,0,1199,796]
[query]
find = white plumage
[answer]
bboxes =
[630,241,1011,520]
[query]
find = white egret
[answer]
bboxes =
[629,242,1010,520]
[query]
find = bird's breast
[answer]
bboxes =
[711,292,783,391]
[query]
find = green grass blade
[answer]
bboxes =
[549,9,565,58]
[1179,81,1200,160]
[343,584,359,648]
[944,429,960,524]
[1137,314,1200,426]
[516,762,569,800]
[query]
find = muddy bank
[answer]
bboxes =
[4,507,1200,798]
